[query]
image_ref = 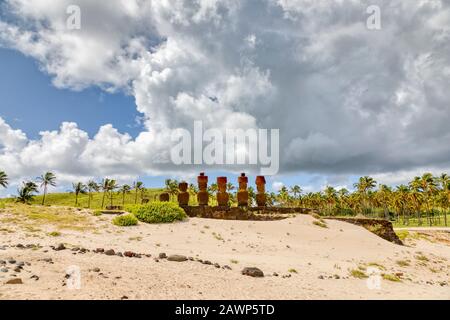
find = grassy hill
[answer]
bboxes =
[29,188,166,209]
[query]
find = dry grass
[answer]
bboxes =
[0,203,96,232]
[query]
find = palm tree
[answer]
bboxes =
[324,186,337,214]
[119,184,131,206]
[72,182,87,206]
[16,181,38,203]
[420,173,438,226]
[207,183,218,206]
[290,185,302,206]
[354,176,377,214]
[0,171,8,188]
[100,178,111,209]
[248,186,256,207]
[277,186,291,207]
[37,172,56,205]
[165,179,179,201]
[376,185,392,220]
[87,180,99,208]
[106,180,119,207]
[133,181,144,204]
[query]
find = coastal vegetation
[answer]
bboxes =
[1,170,449,227]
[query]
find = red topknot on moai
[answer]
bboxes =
[237,173,249,207]
[217,177,230,208]
[197,172,209,206]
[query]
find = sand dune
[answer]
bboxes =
[0,207,449,300]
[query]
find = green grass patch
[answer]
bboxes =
[396,260,410,267]
[48,231,61,237]
[112,214,138,227]
[366,262,386,271]
[288,268,298,274]
[395,230,410,241]
[350,269,368,279]
[415,254,429,262]
[382,274,402,282]
[30,188,164,209]
[313,220,328,228]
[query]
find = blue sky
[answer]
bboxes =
[0,48,142,139]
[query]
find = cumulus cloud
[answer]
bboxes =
[0,0,450,187]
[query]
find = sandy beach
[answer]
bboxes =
[0,206,449,300]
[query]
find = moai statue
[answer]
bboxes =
[216,177,229,208]
[197,172,209,206]
[256,176,267,207]
[237,173,249,207]
[159,192,170,202]
[178,181,190,207]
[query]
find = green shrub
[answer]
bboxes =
[112,214,138,227]
[0,202,5,210]
[92,210,103,217]
[127,202,187,224]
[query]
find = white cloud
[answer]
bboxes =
[272,181,285,192]
[0,0,450,187]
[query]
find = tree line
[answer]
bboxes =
[0,170,149,208]
[1,171,449,226]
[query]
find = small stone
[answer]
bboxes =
[95,248,105,253]
[154,258,160,262]
[55,243,66,251]
[43,258,53,263]
[145,254,152,258]
[223,265,232,270]
[13,267,21,273]
[6,278,22,284]
[116,252,123,257]
[92,268,101,273]
[16,261,25,267]
[188,257,194,261]
[121,296,129,300]
[8,259,16,264]
[167,255,188,262]
[79,248,87,253]
[214,263,221,268]
[105,249,115,256]
[72,247,80,252]
[124,251,134,257]
[202,260,212,265]
[158,253,167,259]
[318,275,324,280]
[0,260,5,265]
[30,275,39,281]
[273,272,279,277]
[1,268,8,273]
[334,275,341,279]
[241,267,264,278]
[16,244,24,249]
